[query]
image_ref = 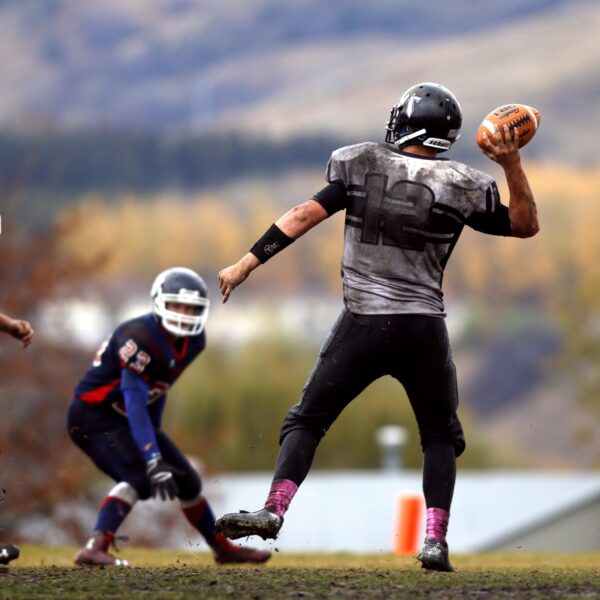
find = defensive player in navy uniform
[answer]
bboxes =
[68,267,271,566]
[215,83,539,571]
[0,311,34,565]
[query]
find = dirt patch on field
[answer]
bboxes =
[2,565,600,599]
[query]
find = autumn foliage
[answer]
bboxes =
[0,204,108,528]
[2,161,600,537]
[54,164,600,307]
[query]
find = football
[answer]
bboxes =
[476,104,541,149]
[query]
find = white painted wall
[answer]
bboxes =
[205,470,600,553]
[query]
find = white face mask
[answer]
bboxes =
[153,292,210,337]
[150,267,210,337]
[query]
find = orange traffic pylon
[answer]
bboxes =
[392,492,425,555]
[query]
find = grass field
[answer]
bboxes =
[1,545,598,599]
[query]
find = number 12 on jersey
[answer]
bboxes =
[360,173,435,251]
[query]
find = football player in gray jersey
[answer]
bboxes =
[216,82,539,571]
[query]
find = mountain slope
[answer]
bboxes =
[220,1,599,166]
[0,0,596,165]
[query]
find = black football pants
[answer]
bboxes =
[275,309,464,508]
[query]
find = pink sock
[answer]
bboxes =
[264,478,298,518]
[426,507,450,542]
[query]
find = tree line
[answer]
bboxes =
[2,159,599,535]
[0,129,344,196]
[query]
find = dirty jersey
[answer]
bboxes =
[313,142,511,316]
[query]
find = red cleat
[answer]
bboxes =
[212,533,271,564]
[74,531,130,567]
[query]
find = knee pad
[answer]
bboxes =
[451,437,466,458]
[420,415,465,458]
[279,406,327,445]
[123,472,152,500]
[175,467,202,502]
[422,435,465,458]
[107,482,139,506]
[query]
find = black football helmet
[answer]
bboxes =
[151,267,209,336]
[385,82,462,152]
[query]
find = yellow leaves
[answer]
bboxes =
[447,163,600,306]
[56,181,344,294]
[147,195,246,270]
[58,192,247,278]
[57,162,600,307]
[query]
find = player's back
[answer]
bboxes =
[326,142,496,315]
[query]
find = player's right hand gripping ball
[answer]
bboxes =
[477,104,541,149]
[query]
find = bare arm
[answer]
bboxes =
[481,125,539,238]
[0,312,34,348]
[218,199,329,303]
[275,198,330,237]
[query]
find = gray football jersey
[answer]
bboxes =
[325,142,501,316]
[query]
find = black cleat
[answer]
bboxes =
[216,508,283,540]
[0,543,20,565]
[417,538,454,572]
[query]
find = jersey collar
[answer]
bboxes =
[384,143,450,161]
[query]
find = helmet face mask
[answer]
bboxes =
[151,267,210,337]
[385,82,462,152]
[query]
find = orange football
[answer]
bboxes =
[476,104,541,149]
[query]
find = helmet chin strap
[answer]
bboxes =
[393,128,427,148]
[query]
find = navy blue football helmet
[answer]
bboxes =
[151,267,209,336]
[385,82,462,152]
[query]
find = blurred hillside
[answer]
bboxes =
[47,162,600,470]
[1,1,599,538]
[0,0,598,171]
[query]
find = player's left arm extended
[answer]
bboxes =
[481,125,539,238]
[218,199,329,303]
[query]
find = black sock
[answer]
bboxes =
[422,444,456,511]
[273,428,320,485]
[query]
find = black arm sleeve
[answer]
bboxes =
[312,180,348,216]
[249,223,295,263]
[466,204,512,236]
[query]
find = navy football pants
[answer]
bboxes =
[67,400,201,501]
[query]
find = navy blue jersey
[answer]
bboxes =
[74,313,206,418]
